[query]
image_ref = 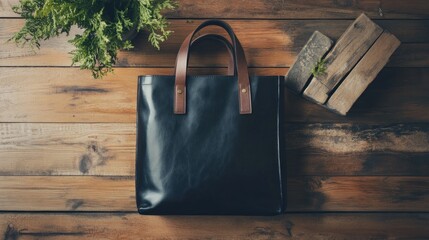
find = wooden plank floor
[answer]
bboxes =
[0,0,428,239]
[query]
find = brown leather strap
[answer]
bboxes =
[191,34,234,75]
[174,20,252,115]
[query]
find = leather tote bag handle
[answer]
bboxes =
[174,20,252,114]
[191,34,234,75]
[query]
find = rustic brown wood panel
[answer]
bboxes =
[289,176,429,212]
[0,67,142,123]
[287,152,429,177]
[168,0,429,19]
[1,213,428,239]
[0,176,134,211]
[388,43,429,67]
[0,123,136,176]
[0,176,427,211]
[2,0,429,19]
[1,123,428,177]
[1,67,429,123]
[1,19,428,68]
[285,123,429,176]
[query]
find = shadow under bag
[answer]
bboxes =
[136,20,284,215]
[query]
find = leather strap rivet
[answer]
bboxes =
[177,89,183,94]
[241,88,247,93]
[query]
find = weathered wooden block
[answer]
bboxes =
[303,13,383,104]
[284,13,401,116]
[284,31,333,93]
[326,32,401,115]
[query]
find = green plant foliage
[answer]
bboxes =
[10,0,176,78]
[311,58,327,78]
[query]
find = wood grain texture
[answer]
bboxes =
[288,152,429,177]
[0,213,428,240]
[0,123,135,176]
[1,19,428,68]
[169,0,429,19]
[0,123,428,177]
[0,0,16,17]
[0,176,134,211]
[303,14,383,104]
[327,32,401,115]
[2,0,429,19]
[0,176,428,211]
[287,176,429,211]
[286,123,429,176]
[0,68,141,123]
[1,67,429,123]
[388,43,429,67]
[284,31,333,93]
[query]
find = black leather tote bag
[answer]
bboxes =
[136,20,284,215]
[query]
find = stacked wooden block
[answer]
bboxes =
[285,14,401,115]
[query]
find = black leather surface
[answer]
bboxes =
[136,75,284,215]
